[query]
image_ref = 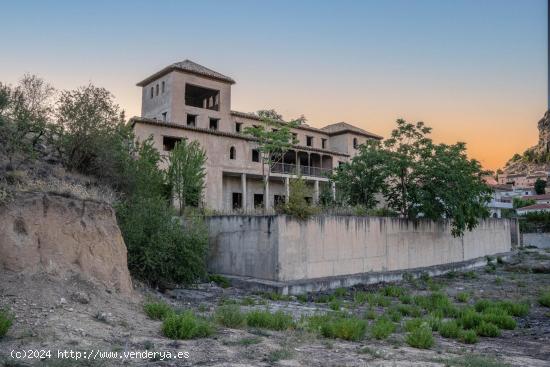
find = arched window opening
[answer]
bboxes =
[230,146,236,160]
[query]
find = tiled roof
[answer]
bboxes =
[321,122,383,140]
[522,194,550,200]
[137,60,235,86]
[517,203,550,211]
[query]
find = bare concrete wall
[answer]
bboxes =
[522,232,550,249]
[207,215,512,282]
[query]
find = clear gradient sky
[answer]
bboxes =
[0,0,546,170]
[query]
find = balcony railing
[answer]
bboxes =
[271,162,331,178]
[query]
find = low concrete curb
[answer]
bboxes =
[222,251,514,295]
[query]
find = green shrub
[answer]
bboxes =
[482,312,516,330]
[315,294,336,303]
[296,294,308,303]
[0,309,13,338]
[460,329,478,344]
[456,292,470,303]
[143,301,173,320]
[162,311,214,339]
[246,310,294,331]
[396,303,422,317]
[334,287,347,298]
[329,299,342,311]
[415,292,457,317]
[474,299,492,312]
[116,196,208,286]
[425,314,442,332]
[367,293,391,307]
[406,326,434,349]
[371,317,395,340]
[279,177,318,220]
[209,274,230,288]
[458,309,483,330]
[539,291,550,307]
[404,318,425,332]
[353,291,368,305]
[319,316,367,341]
[399,294,413,304]
[364,308,377,320]
[386,308,402,323]
[475,321,500,337]
[497,301,530,317]
[215,305,246,328]
[382,285,405,298]
[439,320,461,339]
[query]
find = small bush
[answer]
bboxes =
[367,293,391,307]
[371,317,395,340]
[539,291,550,307]
[143,301,173,320]
[162,311,214,339]
[320,316,367,341]
[365,308,377,320]
[439,320,461,339]
[353,291,368,305]
[396,303,422,317]
[215,305,246,328]
[425,314,442,332]
[334,287,347,298]
[404,318,425,332]
[399,294,413,304]
[482,312,516,330]
[458,309,483,330]
[209,274,230,288]
[386,308,402,323]
[0,309,13,338]
[475,321,500,337]
[460,329,478,344]
[498,301,530,317]
[474,299,492,313]
[329,299,342,311]
[382,285,405,298]
[246,310,294,331]
[406,326,434,349]
[266,348,293,362]
[456,292,470,303]
[279,177,318,220]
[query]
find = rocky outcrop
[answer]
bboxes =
[0,192,132,294]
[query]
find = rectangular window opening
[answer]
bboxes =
[306,136,313,147]
[163,136,182,151]
[274,195,286,207]
[254,194,264,208]
[161,81,165,93]
[209,118,219,130]
[235,122,242,133]
[232,193,242,209]
[185,83,220,111]
[321,138,327,149]
[252,149,260,162]
[162,112,167,122]
[187,114,197,127]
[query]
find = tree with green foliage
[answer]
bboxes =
[383,119,432,218]
[279,176,317,220]
[535,178,547,195]
[0,74,55,168]
[331,139,388,208]
[54,84,127,180]
[167,140,207,215]
[415,142,492,236]
[244,115,300,210]
[256,109,283,121]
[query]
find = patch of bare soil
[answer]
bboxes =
[1,250,550,367]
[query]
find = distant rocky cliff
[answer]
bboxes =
[503,110,550,174]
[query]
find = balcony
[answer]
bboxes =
[271,162,331,178]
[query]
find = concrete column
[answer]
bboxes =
[285,177,290,203]
[241,173,247,210]
[331,181,336,200]
[314,180,320,204]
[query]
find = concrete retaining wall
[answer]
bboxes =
[522,232,550,249]
[206,215,512,283]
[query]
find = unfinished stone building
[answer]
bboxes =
[131,60,382,211]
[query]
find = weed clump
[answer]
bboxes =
[539,290,550,307]
[475,321,501,337]
[319,316,367,341]
[143,301,173,320]
[371,317,395,340]
[0,309,13,338]
[215,305,246,328]
[246,310,294,331]
[460,329,478,344]
[162,311,214,339]
[406,326,434,349]
[438,320,462,339]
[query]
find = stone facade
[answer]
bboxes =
[131,60,382,211]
